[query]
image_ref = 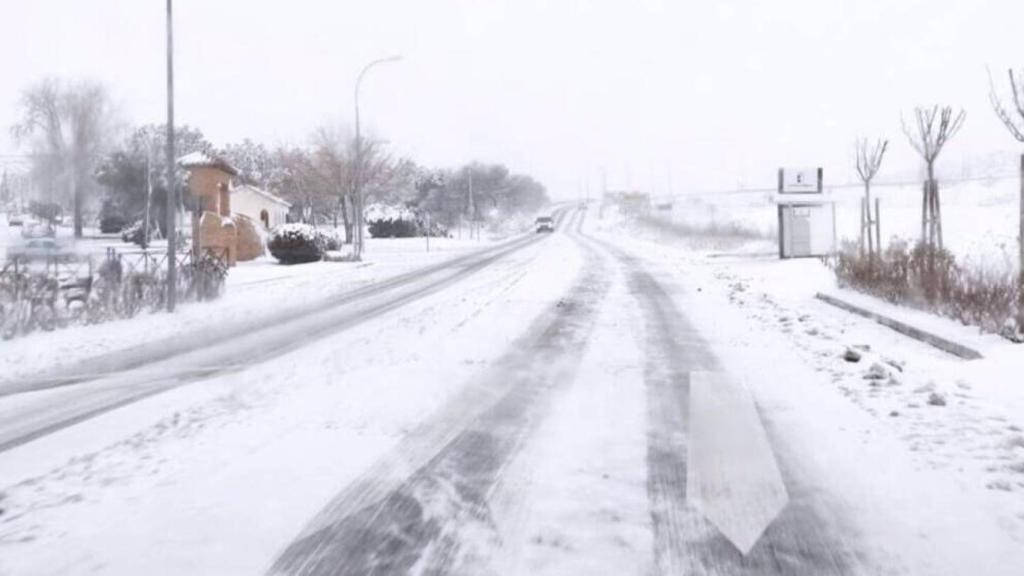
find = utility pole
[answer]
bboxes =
[165,0,177,312]
[468,165,475,240]
[143,136,153,250]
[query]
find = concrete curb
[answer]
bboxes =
[814,293,984,360]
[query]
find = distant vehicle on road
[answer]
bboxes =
[535,215,555,233]
[578,201,588,210]
[5,237,64,261]
[7,214,25,226]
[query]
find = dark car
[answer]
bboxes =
[535,216,554,233]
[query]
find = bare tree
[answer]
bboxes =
[11,79,117,238]
[854,138,888,260]
[989,68,1024,333]
[273,147,320,223]
[305,126,355,238]
[901,106,966,251]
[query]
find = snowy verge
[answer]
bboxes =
[0,235,507,385]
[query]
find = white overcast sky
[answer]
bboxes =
[2,0,1023,199]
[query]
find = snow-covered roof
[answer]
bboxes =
[178,151,239,176]
[233,184,292,208]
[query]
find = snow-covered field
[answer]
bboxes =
[668,177,1021,271]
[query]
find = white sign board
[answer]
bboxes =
[779,167,821,194]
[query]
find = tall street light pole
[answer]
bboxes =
[353,55,401,260]
[165,0,177,312]
[143,135,153,250]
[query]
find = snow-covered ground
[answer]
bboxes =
[0,233,503,385]
[0,232,575,575]
[1,207,1022,575]
[615,214,1024,546]
[668,177,1021,272]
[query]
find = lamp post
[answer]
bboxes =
[352,55,401,260]
[165,0,177,311]
[143,135,153,250]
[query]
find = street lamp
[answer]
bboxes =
[165,0,177,311]
[352,55,402,260]
[143,134,153,250]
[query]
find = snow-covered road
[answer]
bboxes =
[0,227,557,453]
[1,207,1022,575]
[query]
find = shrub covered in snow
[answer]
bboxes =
[366,203,420,239]
[369,218,419,238]
[319,227,344,251]
[120,219,152,246]
[268,223,325,264]
[830,240,1021,340]
[99,213,129,234]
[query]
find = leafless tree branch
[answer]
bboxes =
[903,105,965,165]
[855,137,888,183]
[989,67,1024,143]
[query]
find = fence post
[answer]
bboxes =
[859,198,866,256]
[1018,153,1023,331]
[875,198,882,258]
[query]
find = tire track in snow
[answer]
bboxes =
[268,211,607,576]
[1,231,551,398]
[0,212,576,454]
[586,236,872,576]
